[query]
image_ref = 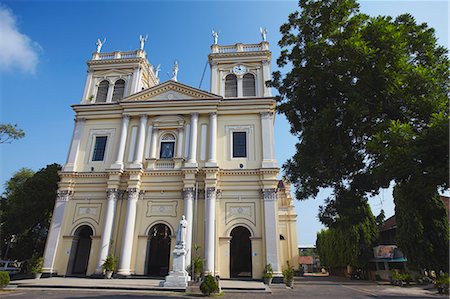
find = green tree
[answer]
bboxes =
[272,0,449,271]
[1,164,61,260]
[0,123,25,144]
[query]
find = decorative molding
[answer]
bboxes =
[206,187,216,200]
[56,190,73,202]
[106,188,118,201]
[182,187,195,200]
[262,188,278,201]
[146,200,178,217]
[73,203,102,224]
[260,111,274,119]
[127,188,140,201]
[225,202,256,225]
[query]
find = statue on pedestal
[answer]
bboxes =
[154,64,161,78]
[162,215,191,288]
[171,60,179,81]
[260,27,267,42]
[212,30,219,45]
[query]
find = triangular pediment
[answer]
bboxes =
[123,80,222,102]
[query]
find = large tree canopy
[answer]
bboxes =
[272,0,449,271]
[1,164,61,260]
[0,123,25,144]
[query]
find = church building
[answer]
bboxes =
[42,34,298,279]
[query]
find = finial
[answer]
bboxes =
[260,27,267,42]
[139,34,148,50]
[154,64,161,78]
[95,38,106,53]
[212,30,219,45]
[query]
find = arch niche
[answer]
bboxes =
[146,223,172,277]
[230,226,252,278]
[67,225,93,275]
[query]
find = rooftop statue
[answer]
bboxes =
[154,64,161,78]
[171,60,179,82]
[95,38,106,53]
[260,27,267,42]
[139,34,148,50]
[212,30,219,45]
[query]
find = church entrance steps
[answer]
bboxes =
[10,277,270,293]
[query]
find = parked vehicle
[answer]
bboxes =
[0,260,22,275]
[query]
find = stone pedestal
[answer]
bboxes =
[163,245,191,287]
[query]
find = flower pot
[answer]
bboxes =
[263,277,273,285]
[105,271,113,279]
[34,273,42,279]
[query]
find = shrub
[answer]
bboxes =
[102,255,118,272]
[435,273,449,295]
[0,271,10,289]
[200,274,219,296]
[263,264,273,279]
[283,261,294,286]
[31,257,44,274]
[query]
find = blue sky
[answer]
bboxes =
[0,1,448,246]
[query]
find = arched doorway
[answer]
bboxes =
[68,225,93,275]
[146,223,171,277]
[230,226,252,278]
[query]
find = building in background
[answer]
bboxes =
[42,36,298,279]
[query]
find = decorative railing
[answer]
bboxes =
[91,50,146,61]
[155,160,175,170]
[213,42,269,54]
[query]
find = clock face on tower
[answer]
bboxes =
[232,65,247,75]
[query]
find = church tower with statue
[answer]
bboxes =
[43,30,298,281]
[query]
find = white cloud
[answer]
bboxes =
[0,6,40,74]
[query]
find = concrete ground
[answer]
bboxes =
[3,276,447,298]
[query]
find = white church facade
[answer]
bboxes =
[42,36,298,279]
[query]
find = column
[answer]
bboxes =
[206,112,217,167]
[132,114,148,167]
[117,188,140,276]
[210,62,218,94]
[95,188,118,274]
[263,189,280,274]
[81,71,93,102]
[261,112,277,168]
[149,127,159,159]
[106,81,115,103]
[64,118,85,172]
[43,190,72,274]
[112,115,130,169]
[262,60,272,97]
[187,113,199,166]
[131,67,140,94]
[204,187,216,274]
[183,188,194,267]
[176,127,184,158]
[237,77,243,97]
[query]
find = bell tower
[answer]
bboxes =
[208,41,272,98]
[80,49,159,104]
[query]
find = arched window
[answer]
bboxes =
[96,80,109,103]
[112,79,125,101]
[243,73,256,97]
[159,133,176,159]
[225,74,237,97]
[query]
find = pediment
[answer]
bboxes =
[95,69,132,77]
[122,80,222,102]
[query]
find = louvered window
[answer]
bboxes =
[225,74,237,97]
[92,136,107,161]
[96,80,109,103]
[112,79,125,101]
[243,73,256,97]
[232,132,247,158]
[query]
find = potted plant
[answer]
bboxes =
[283,261,294,288]
[102,254,118,279]
[263,264,273,285]
[189,244,203,282]
[31,257,44,279]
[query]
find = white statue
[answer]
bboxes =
[176,215,188,246]
[212,30,219,45]
[260,27,267,42]
[139,34,148,50]
[171,60,179,81]
[154,64,161,78]
[96,38,106,53]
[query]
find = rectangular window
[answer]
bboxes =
[92,136,107,161]
[233,132,247,158]
[160,142,175,159]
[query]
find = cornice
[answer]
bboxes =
[142,170,183,176]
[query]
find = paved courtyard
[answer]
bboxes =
[2,276,446,299]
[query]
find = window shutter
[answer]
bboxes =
[225,74,237,97]
[96,80,109,103]
[243,74,256,97]
[112,79,125,101]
